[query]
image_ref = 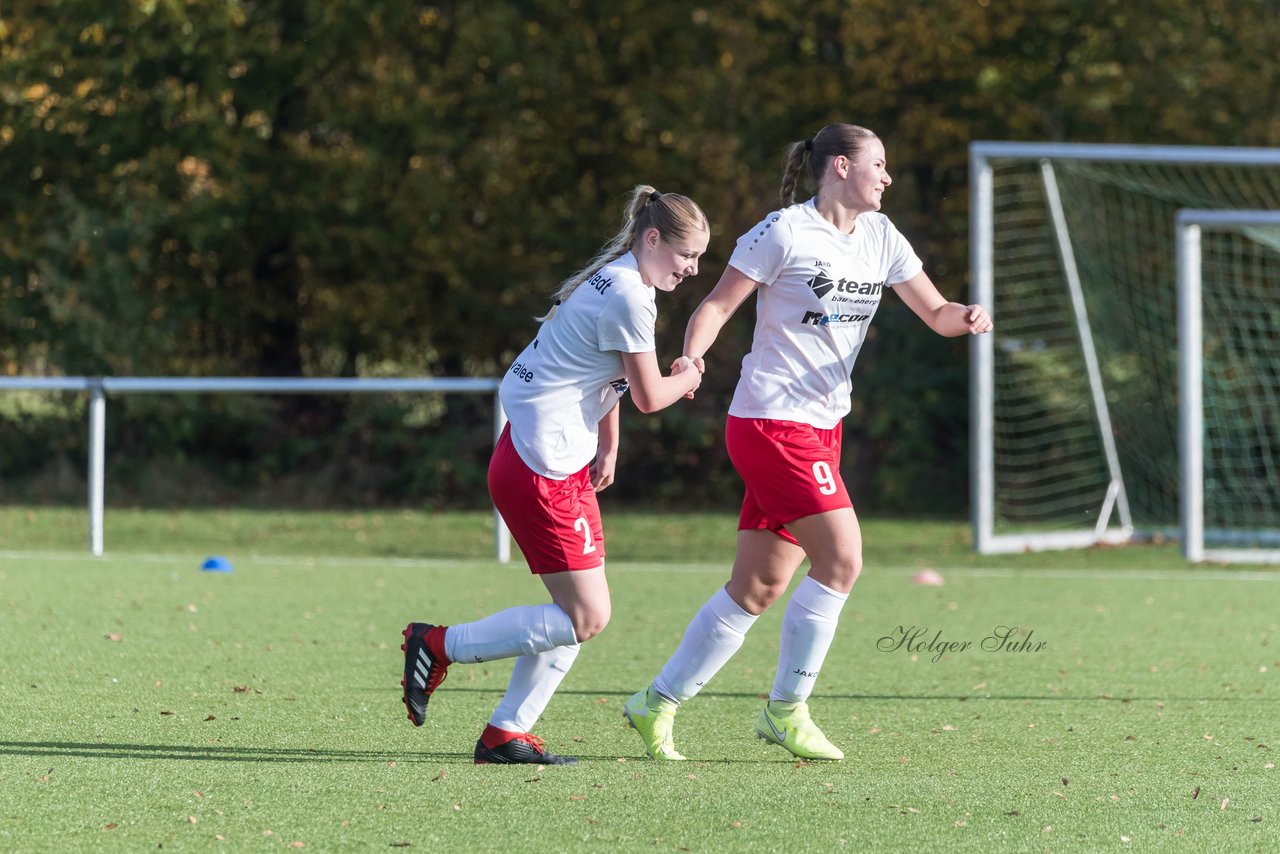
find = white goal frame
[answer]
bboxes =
[0,376,510,561]
[1177,209,1280,564]
[970,141,1280,558]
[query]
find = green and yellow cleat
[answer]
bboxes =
[755,700,844,761]
[623,686,686,761]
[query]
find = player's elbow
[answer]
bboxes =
[630,391,661,414]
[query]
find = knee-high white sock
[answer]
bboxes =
[489,643,581,732]
[653,587,758,703]
[444,604,578,664]
[771,576,848,703]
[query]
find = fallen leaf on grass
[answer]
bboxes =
[204,715,216,721]
[106,633,122,642]
[569,795,587,802]
[160,710,175,716]
[194,791,203,798]
[104,823,118,830]
[585,817,600,825]
[431,769,447,782]
[1192,786,1201,800]
[187,816,198,824]
[1221,798,1229,810]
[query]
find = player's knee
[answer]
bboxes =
[735,581,787,615]
[571,604,611,642]
[826,552,863,591]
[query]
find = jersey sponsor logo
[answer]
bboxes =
[588,271,614,295]
[509,361,535,383]
[801,311,872,326]
[806,269,886,300]
[609,377,629,395]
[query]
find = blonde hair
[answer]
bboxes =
[539,184,709,321]
[779,123,879,207]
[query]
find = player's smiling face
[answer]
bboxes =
[841,138,892,214]
[637,226,709,292]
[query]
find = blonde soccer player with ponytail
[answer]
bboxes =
[625,124,993,761]
[401,186,709,765]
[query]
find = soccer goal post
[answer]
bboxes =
[1177,210,1280,564]
[970,142,1280,560]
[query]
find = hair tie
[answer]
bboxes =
[803,139,814,152]
[649,191,662,203]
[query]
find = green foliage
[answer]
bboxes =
[3,1,1279,512]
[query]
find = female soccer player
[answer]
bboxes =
[624,123,993,761]
[401,185,709,765]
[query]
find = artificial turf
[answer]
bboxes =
[0,511,1276,851]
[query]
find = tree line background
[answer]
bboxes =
[2,0,1278,513]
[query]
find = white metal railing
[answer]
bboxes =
[0,376,510,561]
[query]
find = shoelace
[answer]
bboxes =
[511,732,547,752]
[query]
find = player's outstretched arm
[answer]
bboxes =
[683,266,762,361]
[894,272,993,337]
[621,350,702,413]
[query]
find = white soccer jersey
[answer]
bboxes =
[500,252,656,479]
[726,199,924,429]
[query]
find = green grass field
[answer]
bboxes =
[1,508,1277,851]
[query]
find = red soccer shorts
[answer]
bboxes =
[487,425,606,573]
[725,415,852,545]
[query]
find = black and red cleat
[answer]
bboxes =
[400,622,450,726]
[473,724,578,765]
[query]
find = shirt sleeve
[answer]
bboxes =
[597,284,657,353]
[883,220,925,286]
[726,211,791,287]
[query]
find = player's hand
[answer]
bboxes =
[671,355,704,399]
[590,452,617,491]
[965,304,993,335]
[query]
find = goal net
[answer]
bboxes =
[970,142,1280,562]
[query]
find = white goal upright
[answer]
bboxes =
[970,142,1280,563]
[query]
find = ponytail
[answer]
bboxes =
[779,123,878,207]
[539,185,708,321]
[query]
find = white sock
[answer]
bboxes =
[653,587,758,703]
[444,604,578,664]
[770,576,848,703]
[490,644,581,732]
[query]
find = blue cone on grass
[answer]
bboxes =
[201,555,233,573]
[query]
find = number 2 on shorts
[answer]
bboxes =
[812,461,837,496]
[574,516,597,555]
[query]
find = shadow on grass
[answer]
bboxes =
[368,686,1266,704]
[0,741,477,763]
